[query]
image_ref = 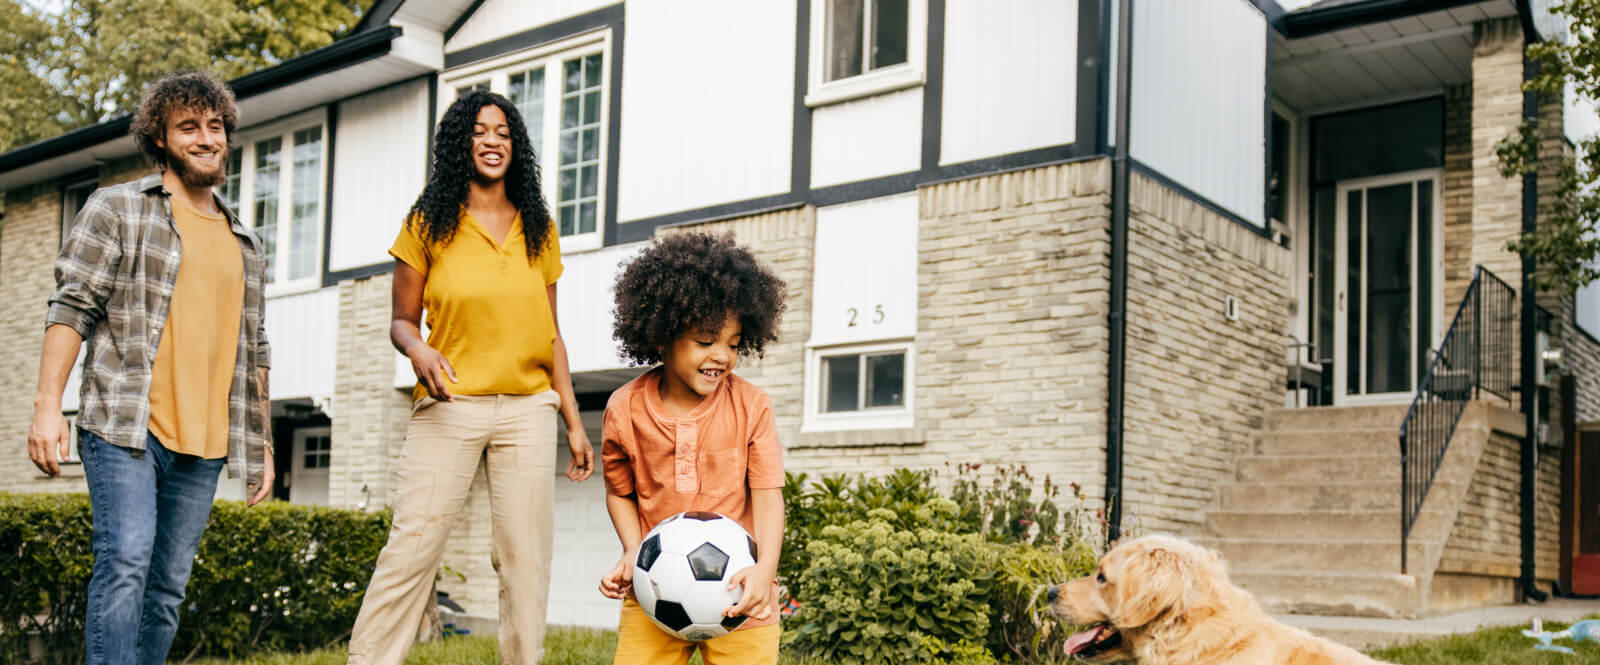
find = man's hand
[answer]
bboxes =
[599,549,636,599]
[724,564,776,621]
[247,446,274,506]
[27,408,71,477]
[566,427,594,482]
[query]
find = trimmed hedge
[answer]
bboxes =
[0,493,390,663]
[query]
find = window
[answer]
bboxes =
[441,32,611,252]
[61,178,97,247]
[220,111,327,292]
[805,341,914,431]
[808,0,926,106]
[301,432,331,470]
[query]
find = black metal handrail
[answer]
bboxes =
[1397,266,1516,573]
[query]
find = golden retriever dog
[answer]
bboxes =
[1048,535,1391,665]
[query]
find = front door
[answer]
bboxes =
[1333,170,1443,404]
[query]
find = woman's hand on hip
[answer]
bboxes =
[405,341,457,401]
[566,426,594,482]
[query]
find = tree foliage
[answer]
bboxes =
[1498,0,1600,293]
[0,0,371,153]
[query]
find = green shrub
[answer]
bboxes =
[0,492,391,664]
[0,493,94,663]
[785,505,997,665]
[780,466,1105,664]
[986,542,1098,664]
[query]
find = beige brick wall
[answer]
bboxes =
[1444,85,1474,310]
[0,183,75,493]
[1437,425,1562,582]
[1469,18,1526,287]
[1122,174,1292,535]
[330,273,414,509]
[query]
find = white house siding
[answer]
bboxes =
[557,242,645,373]
[940,0,1077,165]
[265,287,341,400]
[1129,0,1266,226]
[811,88,922,187]
[808,194,920,347]
[444,0,620,52]
[615,0,794,222]
[328,79,430,273]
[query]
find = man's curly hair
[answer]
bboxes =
[408,90,551,260]
[612,232,787,366]
[130,71,238,170]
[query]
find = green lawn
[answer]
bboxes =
[187,617,1598,665]
[1369,616,1599,665]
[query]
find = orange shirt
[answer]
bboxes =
[148,197,244,459]
[601,368,785,627]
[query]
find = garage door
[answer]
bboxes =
[551,416,623,628]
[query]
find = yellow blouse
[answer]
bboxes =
[389,210,564,400]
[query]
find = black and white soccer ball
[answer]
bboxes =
[632,511,759,641]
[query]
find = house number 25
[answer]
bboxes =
[846,305,886,327]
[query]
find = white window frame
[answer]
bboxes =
[803,339,915,432]
[226,109,330,297]
[61,177,98,247]
[806,0,928,107]
[440,30,612,254]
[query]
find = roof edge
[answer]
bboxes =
[0,25,402,179]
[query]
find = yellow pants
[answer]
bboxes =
[613,597,780,665]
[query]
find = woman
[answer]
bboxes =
[347,90,594,665]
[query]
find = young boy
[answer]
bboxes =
[597,232,789,665]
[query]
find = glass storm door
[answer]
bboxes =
[1333,171,1442,404]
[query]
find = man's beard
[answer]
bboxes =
[167,147,227,188]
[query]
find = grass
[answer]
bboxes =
[1369,616,1600,665]
[186,616,1600,664]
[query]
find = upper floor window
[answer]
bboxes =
[220,111,328,293]
[441,32,611,252]
[808,0,926,106]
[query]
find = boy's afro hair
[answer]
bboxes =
[612,232,787,366]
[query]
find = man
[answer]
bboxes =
[26,71,274,665]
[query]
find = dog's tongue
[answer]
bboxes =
[1064,626,1103,655]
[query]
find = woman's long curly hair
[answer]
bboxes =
[407,90,551,259]
[612,232,788,366]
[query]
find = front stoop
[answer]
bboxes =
[1200,403,1496,619]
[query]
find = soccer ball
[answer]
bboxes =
[632,511,759,641]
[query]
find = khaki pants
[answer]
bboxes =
[349,392,561,665]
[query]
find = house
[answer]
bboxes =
[0,0,1593,630]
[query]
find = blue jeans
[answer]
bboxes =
[79,430,223,665]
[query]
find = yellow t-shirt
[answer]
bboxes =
[389,210,564,400]
[148,197,245,459]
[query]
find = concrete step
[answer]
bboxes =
[1266,405,1412,432]
[1236,455,1400,483]
[1200,537,1430,575]
[1218,480,1451,512]
[1229,570,1421,619]
[1204,509,1440,541]
[1254,429,1400,456]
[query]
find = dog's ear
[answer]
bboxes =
[1111,543,1187,629]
